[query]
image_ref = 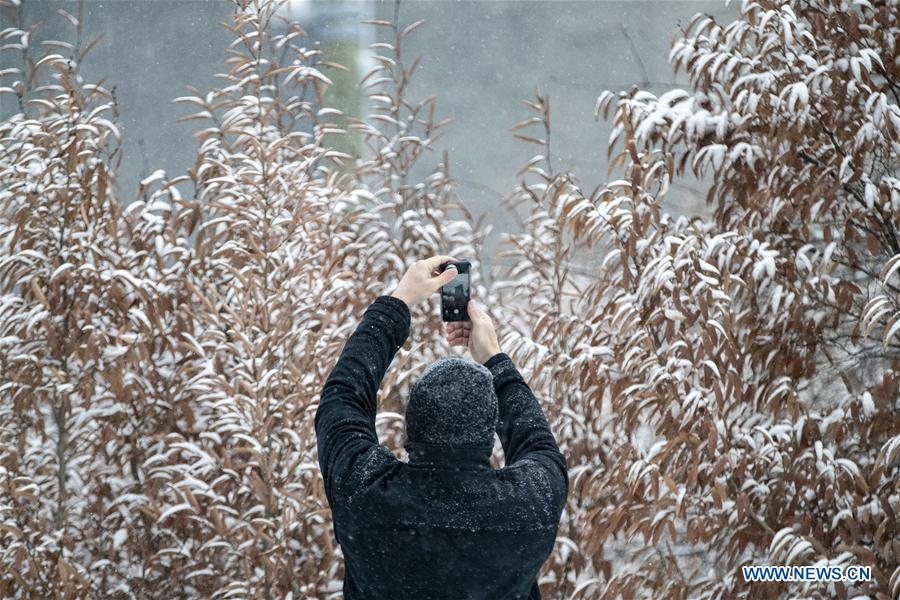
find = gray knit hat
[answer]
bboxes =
[405,356,499,447]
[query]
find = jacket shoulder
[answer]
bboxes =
[333,443,399,505]
[498,457,567,524]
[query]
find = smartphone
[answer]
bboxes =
[439,260,471,321]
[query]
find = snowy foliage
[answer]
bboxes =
[496,1,899,597]
[0,0,481,596]
[1,0,897,598]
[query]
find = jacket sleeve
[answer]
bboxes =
[484,352,568,512]
[315,294,410,504]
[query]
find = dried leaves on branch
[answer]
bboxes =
[0,0,897,599]
[0,0,479,596]
[497,1,898,598]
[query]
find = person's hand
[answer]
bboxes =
[446,299,501,364]
[390,255,459,308]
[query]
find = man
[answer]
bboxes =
[315,255,568,599]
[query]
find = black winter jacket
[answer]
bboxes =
[315,295,568,599]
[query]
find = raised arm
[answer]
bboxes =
[315,295,410,503]
[315,256,459,503]
[484,352,567,483]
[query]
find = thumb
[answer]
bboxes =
[439,265,458,282]
[468,298,485,321]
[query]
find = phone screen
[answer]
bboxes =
[442,269,469,309]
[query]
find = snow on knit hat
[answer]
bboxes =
[405,356,499,447]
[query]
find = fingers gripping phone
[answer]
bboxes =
[439,260,471,321]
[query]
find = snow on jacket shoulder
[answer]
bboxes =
[315,295,568,600]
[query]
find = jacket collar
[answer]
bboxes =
[404,441,493,470]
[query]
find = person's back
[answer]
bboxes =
[316,257,568,599]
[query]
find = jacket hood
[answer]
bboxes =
[404,356,498,449]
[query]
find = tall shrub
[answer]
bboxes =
[0,2,185,595]
[1,0,485,596]
[494,1,899,597]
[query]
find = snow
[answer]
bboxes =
[752,254,776,281]
[139,169,167,188]
[112,529,128,549]
[859,392,875,417]
[0,1,896,597]
[157,503,193,523]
